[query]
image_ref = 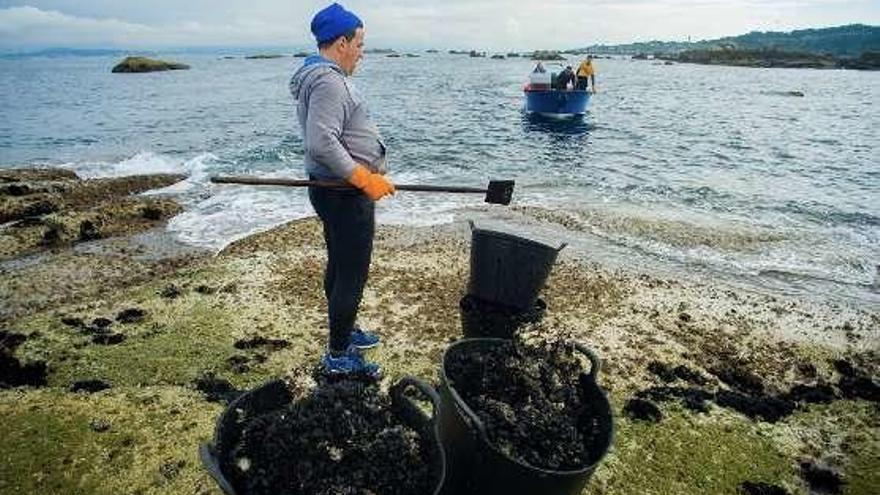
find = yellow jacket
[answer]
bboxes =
[577,60,595,78]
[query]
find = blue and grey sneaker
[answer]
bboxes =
[322,346,381,378]
[350,326,380,349]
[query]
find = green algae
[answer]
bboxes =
[588,409,800,495]
[774,400,880,495]
[0,387,220,495]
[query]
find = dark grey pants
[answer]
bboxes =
[308,185,375,353]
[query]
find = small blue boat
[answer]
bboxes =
[524,89,590,118]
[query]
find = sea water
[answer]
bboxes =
[1,53,877,304]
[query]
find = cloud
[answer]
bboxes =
[0,6,149,46]
[0,5,303,48]
[0,1,877,50]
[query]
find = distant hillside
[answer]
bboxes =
[0,48,126,59]
[581,24,880,58]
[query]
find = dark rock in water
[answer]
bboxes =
[78,219,102,241]
[116,308,146,324]
[71,379,112,393]
[715,391,795,423]
[194,373,241,403]
[112,56,190,73]
[800,460,844,494]
[0,353,48,388]
[709,364,765,395]
[160,285,182,299]
[784,384,837,404]
[233,336,290,351]
[623,398,662,423]
[531,50,565,60]
[92,333,126,345]
[738,480,791,495]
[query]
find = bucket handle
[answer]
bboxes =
[391,376,442,425]
[468,220,568,252]
[572,342,601,383]
[450,389,489,441]
[199,443,239,495]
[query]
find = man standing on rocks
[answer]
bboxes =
[290,2,393,377]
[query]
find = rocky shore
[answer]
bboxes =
[654,48,880,70]
[0,168,877,494]
[111,56,191,73]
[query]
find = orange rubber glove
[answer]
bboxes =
[347,164,395,201]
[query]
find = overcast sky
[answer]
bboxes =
[1,1,878,51]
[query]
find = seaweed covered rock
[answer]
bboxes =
[112,56,190,73]
[0,168,78,183]
[444,340,604,470]
[531,50,565,61]
[229,380,437,495]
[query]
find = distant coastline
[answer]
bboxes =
[580,24,879,58]
[654,48,880,70]
[3,23,877,72]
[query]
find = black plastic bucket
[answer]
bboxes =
[200,377,447,495]
[438,339,614,495]
[467,221,565,310]
[459,294,546,339]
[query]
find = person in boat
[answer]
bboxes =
[289,2,393,378]
[576,55,596,91]
[532,61,546,73]
[555,65,576,90]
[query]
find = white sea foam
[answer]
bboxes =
[61,151,190,179]
[166,184,314,251]
[142,153,216,195]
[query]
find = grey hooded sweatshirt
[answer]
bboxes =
[289,55,387,180]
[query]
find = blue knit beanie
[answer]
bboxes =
[311,3,363,44]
